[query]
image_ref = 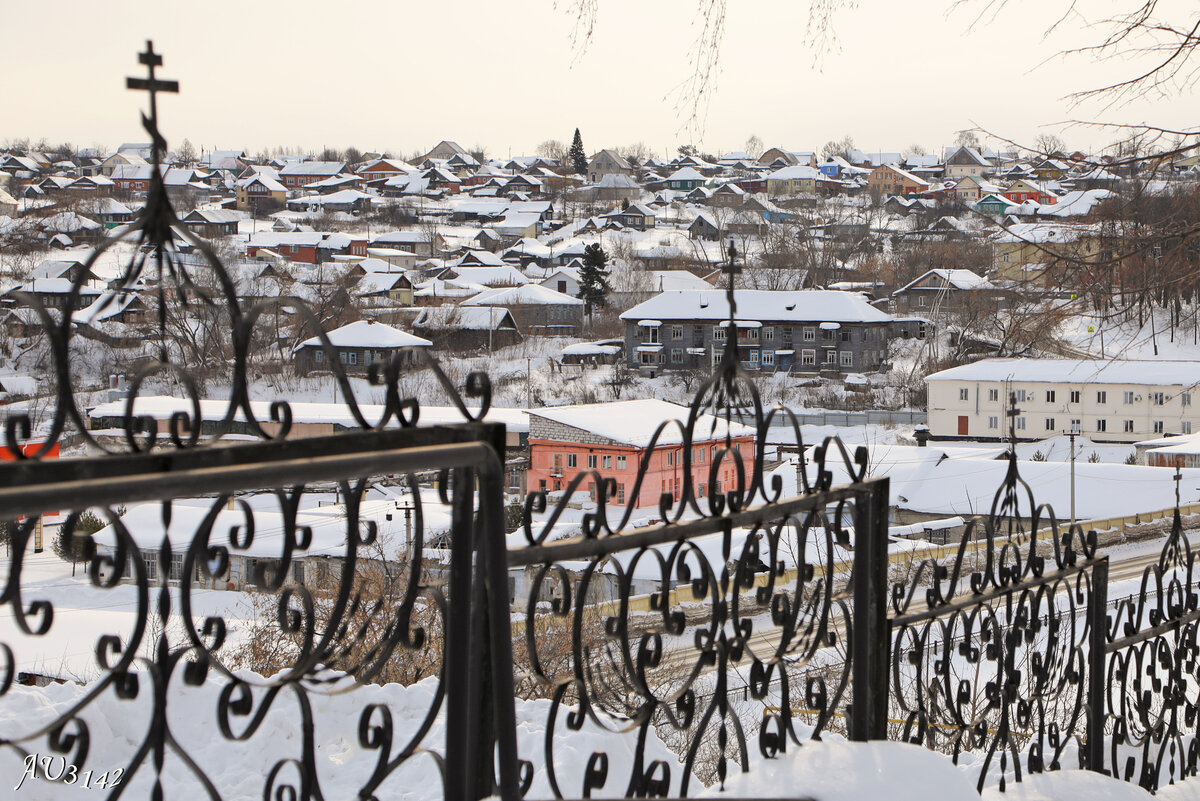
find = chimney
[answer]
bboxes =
[913,425,931,447]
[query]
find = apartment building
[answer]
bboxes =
[925,359,1200,443]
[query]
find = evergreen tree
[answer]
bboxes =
[578,243,612,315]
[569,128,588,176]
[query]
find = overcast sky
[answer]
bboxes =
[4,0,1196,159]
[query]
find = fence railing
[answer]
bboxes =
[1,43,1198,801]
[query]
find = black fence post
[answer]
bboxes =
[1086,556,1110,775]
[850,476,890,740]
[444,466,480,801]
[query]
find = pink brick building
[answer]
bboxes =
[526,399,756,508]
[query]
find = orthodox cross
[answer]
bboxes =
[1006,391,1021,451]
[724,238,740,326]
[126,41,178,161]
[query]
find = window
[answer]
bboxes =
[587,454,597,469]
[1124,391,1135,404]
[1152,392,1165,406]
[1045,418,1055,431]
[988,416,999,429]
[314,350,324,363]
[1185,422,1193,435]
[959,388,969,401]
[1183,393,1192,407]
[763,327,774,341]
[1123,419,1135,433]
[170,553,184,582]
[988,388,999,402]
[1096,391,1107,404]
[698,483,706,498]
[1070,418,1081,432]
[617,455,626,469]
[1013,389,1026,403]
[801,350,816,366]
[143,552,158,581]
[762,351,775,366]
[567,454,577,468]
[539,479,547,491]
[826,350,838,364]
[695,447,705,462]
[671,348,683,363]
[293,561,305,583]
[646,327,660,344]
[1016,417,1026,431]
[1046,390,1055,403]
[1154,420,1164,434]
[840,330,851,342]
[343,351,358,365]
[1070,390,1081,404]
[617,484,625,504]
[672,326,683,340]
[802,327,815,341]
[602,455,612,469]
[714,326,727,341]
[840,351,853,366]
[1096,419,1107,432]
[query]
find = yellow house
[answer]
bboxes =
[236,173,287,211]
[765,165,818,196]
[992,222,1100,283]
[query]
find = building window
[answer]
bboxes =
[602,455,612,469]
[587,454,597,469]
[1154,420,1164,434]
[617,455,626,469]
[293,561,305,583]
[1152,392,1165,406]
[1045,418,1055,431]
[672,326,683,339]
[1012,389,1026,403]
[802,327,815,341]
[1070,418,1081,432]
[1124,391,1135,404]
[1096,391,1107,404]
[1184,422,1193,435]
[762,351,775,366]
[1124,419,1135,433]
[1016,417,1026,431]
[801,350,816,366]
[671,348,683,363]
[1183,393,1192,407]
[1096,418,1107,432]
[1070,390,1081,404]
[826,350,838,364]
[988,388,999,402]
[959,388,969,401]
[1046,390,1055,403]
[170,553,184,582]
[314,350,324,363]
[714,326,727,341]
[698,482,706,497]
[617,484,625,504]
[763,327,774,341]
[567,454,577,468]
[646,327,660,344]
[988,416,999,429]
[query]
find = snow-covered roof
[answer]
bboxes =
[667,167,706,181]
[412,305,516,331]
[528,399,755,448]
[926,358,1200,387]
[296,319,431,350]
[893,269,993,295]
[767,165,818,181]
[619,290,892,324]
[279,161,346,176]
[449,265,529,286]
[461,284,583,307]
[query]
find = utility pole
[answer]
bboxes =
[526,357,532,408]
[1068,424,1079,528]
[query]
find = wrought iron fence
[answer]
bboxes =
[0,43,1199,801]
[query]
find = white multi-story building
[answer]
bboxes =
[925,359,1200,443]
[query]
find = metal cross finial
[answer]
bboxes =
[126,40,178,162]
[1006,391,1021,450]
[1174,463,1183,507]
[724,237,741,325]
